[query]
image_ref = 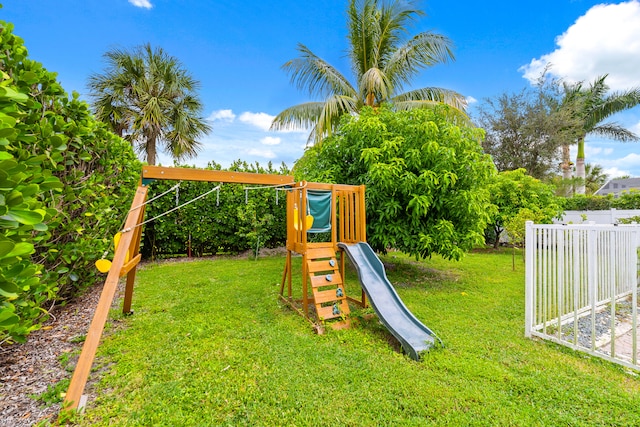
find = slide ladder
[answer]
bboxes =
[306,246,350,330]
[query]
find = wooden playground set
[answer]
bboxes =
[63,165,370,410]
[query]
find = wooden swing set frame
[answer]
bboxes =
[63,165,367,411]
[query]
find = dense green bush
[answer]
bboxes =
[0,22,140,344]
[142,161,289,259]
[486,169,562,247]
[295,105,496,261]
[562,190,640,210]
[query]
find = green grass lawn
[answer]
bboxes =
[78,250,640,426]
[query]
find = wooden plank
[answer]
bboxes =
[306,247,336,260]
[310,272,343,288]
[142,165,295,186]
[119,253,141,277]
[64,185,148,411]
[307,259,338,273]
[313,288,346,304]
[316,300,350,321]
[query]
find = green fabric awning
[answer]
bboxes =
[306,190,332,233]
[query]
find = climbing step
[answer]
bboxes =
[314,287,346,304]
[305,246,350,329]
[310,272,344,288]
[316,300,350,321]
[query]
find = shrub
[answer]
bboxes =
[295,105,496,261]
[0,21,140,344]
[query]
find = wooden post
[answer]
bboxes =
[64,185,148,411]
[359,185,366,242]
[122,203,146,314]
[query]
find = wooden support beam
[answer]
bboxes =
[63,185,149,411]
[142,165,294,186]
[119,253,141,277]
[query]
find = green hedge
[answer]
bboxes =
[0,22,140,344]
[562,191,640,210]
[142,161,290,259]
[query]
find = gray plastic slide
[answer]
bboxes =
[338,242,442,360]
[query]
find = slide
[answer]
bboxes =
[338,242,442,360]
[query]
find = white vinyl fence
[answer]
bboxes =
[525,222,640,370]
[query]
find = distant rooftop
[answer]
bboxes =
[596,178,640,196]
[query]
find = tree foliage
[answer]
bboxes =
[476,83,581,179]
[486,169,562,248]
[295,105,495,261]
[0,22,140,344]
[561,75,640,193]
[88,44,211,165]
[271,0,467,144]
[562,190,640,211]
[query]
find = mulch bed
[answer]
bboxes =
[0,281,117,427]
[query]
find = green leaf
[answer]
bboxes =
[32,222,48,232]
[0,218,19,229]
[0,240,15,258]
[0,309,19,326]
[7,209,45,225]
[1,242,34,258]
[0,85,28,102]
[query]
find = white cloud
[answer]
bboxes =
[128,0,153,9]
[603,166,632,178]
[208,109,236,122]
[247,148,276,159]
[261,136,281,146]
[520,1,640,90]
[239,112,275,131]
[465,96,478,105]
[604,148,614,155]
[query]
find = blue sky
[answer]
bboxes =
[3,0,640,177]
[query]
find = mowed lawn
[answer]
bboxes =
[78,250,640,426]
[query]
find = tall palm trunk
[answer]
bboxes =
[575,138,586,194]
[560,144,572,180]
[146,133,157,166]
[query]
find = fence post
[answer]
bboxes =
[525,221,534,338]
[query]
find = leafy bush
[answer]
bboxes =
[0,22,140,344]
[295,105,496,261]
[142,161,289,258]
[562,190,640,211]
[486,169,562,247]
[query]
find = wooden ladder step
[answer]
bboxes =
[310,272,343,288]
[306,247,336,260]
[313,287,346,304]
[316,300,350,321]
[307,259,339,273]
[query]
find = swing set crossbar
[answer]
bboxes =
[142,165,294,186]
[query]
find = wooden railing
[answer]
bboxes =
[286,182,366,253]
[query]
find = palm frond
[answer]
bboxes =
[359,67,391,106]
[270,102,326,132]
[393,87,468,111]
[589,122,640,142]
[283,44,356,98]
[384,32,455,90]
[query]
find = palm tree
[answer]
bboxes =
[562,75,640,194]
[88,44,211,165]
[584,163,608,195]
[270,0,467,145]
